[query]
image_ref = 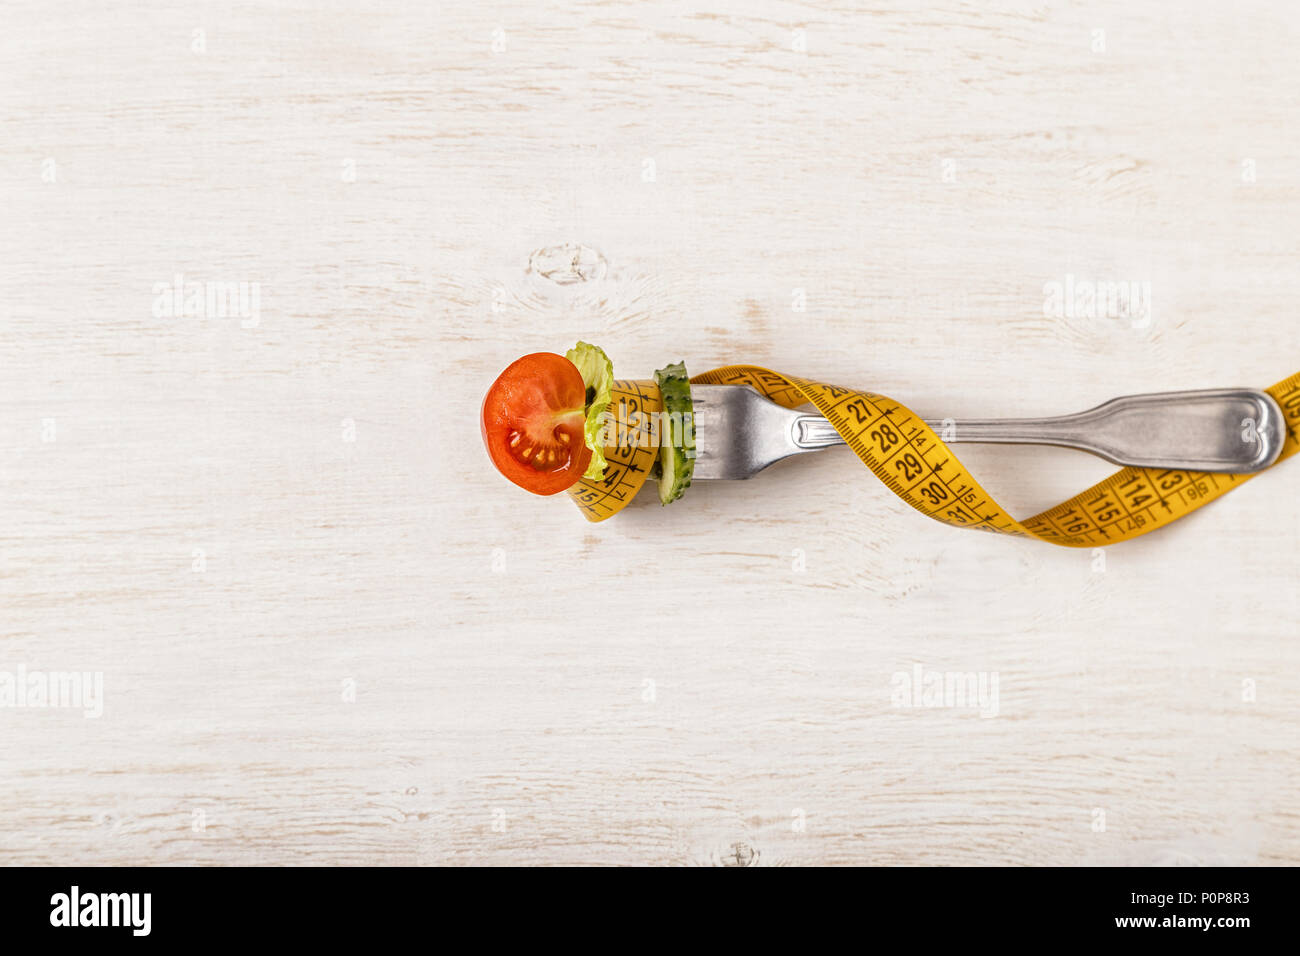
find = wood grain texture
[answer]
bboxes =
[1,0,1298,866]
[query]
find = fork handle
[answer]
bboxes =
[792,388,1284,474]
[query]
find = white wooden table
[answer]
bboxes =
[2,1,1297,866]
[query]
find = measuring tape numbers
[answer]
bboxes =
[566,367,1300,546]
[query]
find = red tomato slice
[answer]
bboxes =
[481,352,593,495]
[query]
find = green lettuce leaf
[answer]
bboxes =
[565,341,614,480]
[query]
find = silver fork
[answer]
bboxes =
[689,385,1285,479]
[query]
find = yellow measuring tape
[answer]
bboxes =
[567,367,1300,546]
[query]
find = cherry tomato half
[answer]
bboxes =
[481,352,593,495]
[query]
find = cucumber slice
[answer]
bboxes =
[653,361,695,505]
